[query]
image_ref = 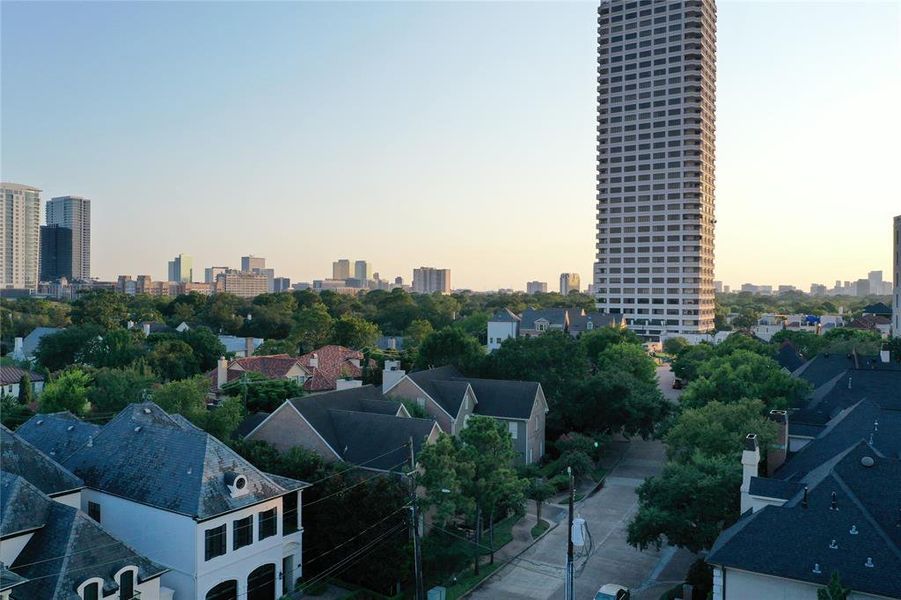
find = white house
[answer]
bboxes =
[17,403,308,600]
[487,308,520,350]
[0,366,44,398]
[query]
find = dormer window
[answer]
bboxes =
[117,568,135,600]
[224,472,248,498]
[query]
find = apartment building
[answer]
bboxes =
[46,195,91,280]
[1,183,42,290]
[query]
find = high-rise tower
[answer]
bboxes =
[46,195,91,281]
[1,183,42,290]
[593,0,717,340]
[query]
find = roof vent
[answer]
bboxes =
[830,491,838,511]
[861,456,875,468]
[850,525,859,535]
[86,436,93,448]
[802,486,809,509]
[134,426,142,433]
[66,425,74,432]
[812,563,822,574]
[865,557,875,568]
[143,407,151,414]
[224,472,248,498]
[829,539,838,550]
[36,419,44,425]
[50,450,56,455]
[874,419,879,431]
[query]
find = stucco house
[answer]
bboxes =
[17,403,308,600]
[0,366,44,398]
[487,307,626,350]
[383,365,548,464]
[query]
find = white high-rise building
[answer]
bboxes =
[413,267,451,294]
[354,260,372,281]
[526,281,548,294]
[46,195,91,280]
[593,0,717,340]
[893,215,900,338]
[1,183,42,290]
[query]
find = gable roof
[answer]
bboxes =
[17,403,304,520]
[489,308,521,323]
[775,342,805,373]
[454,377,542,420]
[231,354,307,379]
[861,302,892,316]
[848,315,892,330]
[16,413,101,460]
[0,471,53,538]
[0,366,44,385]
[298,345,373,392]
[406,366,469,417]
[568,312,625,335]
[9,478,167,600]
[519,307,573,329]
[0,425,83,497]
[233,411,271,440]
[21,327,63,358]
[709,443,901,599]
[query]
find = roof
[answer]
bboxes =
[0,471,53,537]
[0,366,44,385]
[21,327,63,358]
[519,308,573,329]
[775,342,805,373]
[231,354,307,379]
[233,411,271,439]
[286,385,434,470]
[747,477,804,500]
[16,412,101,459]
[568,312,625,335]
[0,425,83,497]
[298,345,374,392]
[861,302,892,316]
[709,443,901,599]
[0,566,26,593]
[489,308,521,323]
[406,366,469,417]
[9,478,167,600]
[376,336,405,351]
[454,377,541,420]
[217,335,263,355]
[848,315,892,330]
[17,403,300,520]
[795,369,901,426]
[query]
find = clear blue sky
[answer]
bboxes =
[3,1,899,290]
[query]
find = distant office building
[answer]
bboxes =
[332,259,351,280]
[204,266,229,284]
[714,281,723,294]
[527,281,548,294]
[215,269,268,299]
[559,273,580,295]
[856,278,870,297]
[593,0,717,339]
[777,285,796,294]
[894,216,900,337]
[868,270,883,296]
[354,260,372,281]
[39,224,73,281]
[46,195,91,280]
[413,267,451,294]
[1,182,42,290]
[241,255,266,272]
[167,253,193,283]
[810,283,827,296]
[116,275,136,295]
[723,284,731,294]
[180,281,213,295]
[274,277,292,293]
[395,276,404,286]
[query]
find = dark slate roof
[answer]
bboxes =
[0,366,44,385]
[775,342,805,373]
[709,443,901,599]
[10,484,167,600]
[406,366,469,417]
[862,302,892,316]
[490,308,521,323]
[793,353,900,391]
[266,473,308,492]
[19,403,297,520]
[519,308,571,329]
[747,477,804,500]
[0,425,83,497]
[568,312,625,335]
[21,327,63,358]
[797,369,901,426]
[789,423,825,438]
[16,413,101,460]
[233,411,271,440]
[325,410,436,471]
[0,566,26,593]
[453,377,541,420]
[0,471,53,537]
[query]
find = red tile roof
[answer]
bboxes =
[297,345,375,391]
[0,366,44,385]
[231,354,307,379]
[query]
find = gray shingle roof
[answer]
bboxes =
[519,308,571,329]
[9,480,167,600]
[233,411,271,440]
[453,377,541,420]
[0,366,44,385]
[0,471,53,537]
[407,366,469,417]
[18,403,298,520]
[0,425,83,497]
[16,413,101,460]
[21,327,63,358]
[568,312,625,335]
[0,566,26,593]
[775,342,805,373]
[489,308,521,323]
[747,477,804,500]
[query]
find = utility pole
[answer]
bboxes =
[408,438,425,600]
[565,466,575,600]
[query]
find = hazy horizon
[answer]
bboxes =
[2,1,898,291]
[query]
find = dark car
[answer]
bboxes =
[672,378,683,389]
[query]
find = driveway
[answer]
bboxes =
[656,365,682,404]
[467,439,687,600]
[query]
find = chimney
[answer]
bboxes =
[217,356,228,390]
[350,357,361,368]
[126,320,135,330]
[336,379,363,391]
[740,433,760,514]
[245,337,254,357]
[382,359,406,393]
[309,353,319,369]
[13,337,23,358]
[142,323,151,336]
[880,349,891,363]
[767,410,789,475]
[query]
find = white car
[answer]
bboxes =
[594,584,630,600]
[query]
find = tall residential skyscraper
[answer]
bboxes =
[593,0,717,340]
[332,259,351,280]
[46,195,91,280]
[168,254,193,283]
[893,215,900,338]
[1,183,42,290]
[40,225,73,281]
[412,267,451,294]
[559,273,581,295]
[527,281,548,294]
[354,260,372,281]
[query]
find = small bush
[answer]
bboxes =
[549,473,570,492]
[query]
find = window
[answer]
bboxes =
[416,397,425,408]
[233,515,253,550]
[283,491,299,534]
[119,570,134,600]
[82,582,99,600]
[259,508,277,540]
[87,501,101,523]
[204,524,227,560]
[508,422,518,440]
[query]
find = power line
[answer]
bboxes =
[302,506,408,562]
[304,460,408,508]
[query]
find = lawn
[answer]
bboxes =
[443,562,502,600]
[531,521,549,539]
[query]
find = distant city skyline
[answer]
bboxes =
[2,2,898,291]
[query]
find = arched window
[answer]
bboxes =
[82,582,100,600]
[118,568,135,600]
[247,564,275,600]
[206,580,237,600]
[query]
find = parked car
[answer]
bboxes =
[595,584,630,600]
[672,378,684,389]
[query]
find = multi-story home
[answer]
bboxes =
[383,364,548,464]
[487,307,625,350]
[297,345,374,392]
[17,404,307,600]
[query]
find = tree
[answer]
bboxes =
[817,572,851,600]
[221,372,303,413]
[405,319,434,350]
[204,397,245,440]
[1,394,33,429]
[664,399,777,464]
[34,325,104,371]
[671,343,715,382]
[415,327,485,373]
[150,376,209,423]
[627,453,741,553]
[562,371,669,438]
[662,337,690,356]
[596,342,657,382]
[200,293,245,334]
[526,478,555,525]
[39,369,92,416]
[148,339,199,381]
[483,330,585,403]
[17,372,33,405]
[179,327,227,371]
[580,326,643,364]
[330,314,380,350]
[88,367,155,414]
[79,328,146,369]
[293,304,334,352]
[418,434,474,526]
[771,330,825,358]
[70,290,129,330]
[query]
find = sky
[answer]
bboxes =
[2,1,899,291]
